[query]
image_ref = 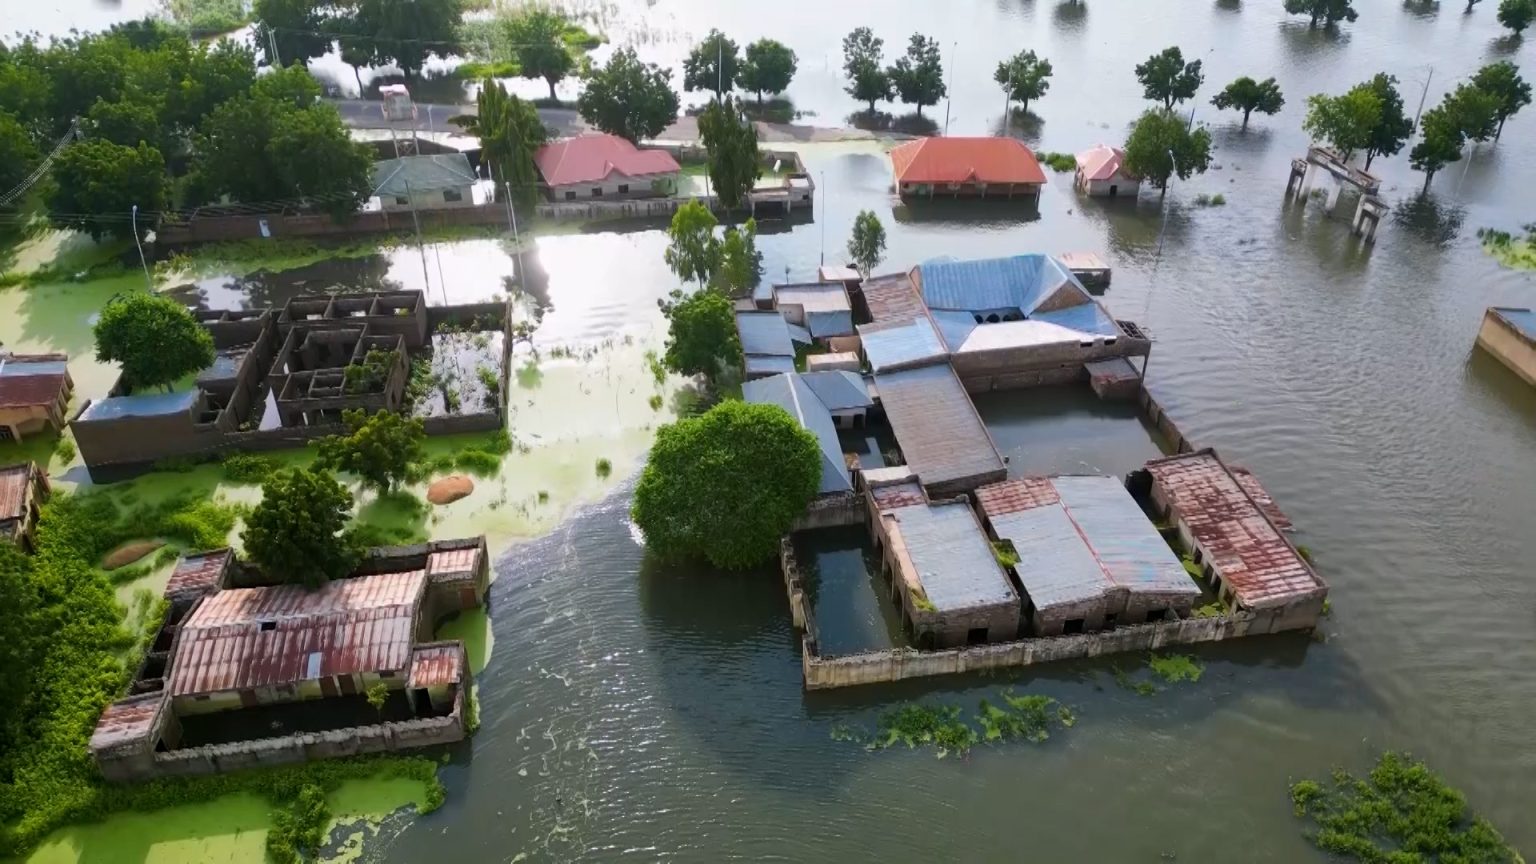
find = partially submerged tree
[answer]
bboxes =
[93,293,215,393]
[314,409,426,494]
[1210,76,1284,129]
[1410,104,1468,193]
[1302,87,1382,162]
[1135,47,1205,110]
[1470,61,1532,139]
[577,47,680,144]
[47,140,167,240]
[662,290,739,380]
[664,200,722,288]
[715,218,762,296]
[848,210,887,277]
[683,29,740,99]
[631,400,822,569]
[1122,109,1214,195]
[842,27,893,112]
[1497,0,1534,33]
[1284,0,1360,27]
[738,39,797,104]
[243,468,359,589]
[1448,82,1501,143]
[505,6,578,100]
[455,78,547,204]
[888,33,946,116]
[698,97,761,211]
[1358,74,1414,169]
[994,50,1053,116]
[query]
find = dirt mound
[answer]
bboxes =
[102,539,165,571]
[426,475,475,505]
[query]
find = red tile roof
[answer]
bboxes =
[428,547,480,583]
[1145,451,1323,609]
[534,134,681,187]
[890,137,1047,186]
[0,373,68,409]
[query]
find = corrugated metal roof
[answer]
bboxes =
[917,254,1086,315]
[861,272,927,324]
[165,549,233,598]
[890,137,1048,185]
[428,547,481,582]
[929,309,979,352]
[0,463,35,522]
[0,355,68,378]
[407,643,464,688]
[1052,476,1197,596]
[90,693,167,753]
[859,317,948,373]
[1145,451,1324,608]
[168,570,427,696]
[1492,307,1536,341]
[886,500,1017,612]
[786,321,813,344]
[1032,302,1120,337]
[372,153,477,197]
[800,371,871,411]
[0,369,68,409]
[955,319,1096,354]
[875,364,1005,492]
[819,265,862,283]
[775,282,850,313]
[742,373,852,494]
[871,480,926,510]
[1229,466,1293,531]
[991,503,1112,608]
[533,134,680,187]
[78,390,197,422]
[736,311,795,357]
[1075,145,1135,182]
[746,355,796,377]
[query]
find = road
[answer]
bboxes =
[329,98,591,138]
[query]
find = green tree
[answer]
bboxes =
[505,6,577,101]
[266,102,376,217]
[664,200,721,288]
[698,96,761,211]
[0,546,40,776]
[93,292,215,392]
[1358,74,1414,169]
[994,50,1053,116]
[1284,0,1360,26]
[47,140,167,240]
[1410,104,1466,193]
[84,97,162,149]
[1122,109,1215,195]
[714,218,761,296]
[336,26,378,95]
[888,34,946,116]
[1470,61,1532,139]
[314,409,425,494]
[1497,0,1534,32]
[842,27,893,112]
[662,290,739,379]
[738,39,797,104]
[243,467,359,589]
[1135,47,1204,110]
[253,0,333,67]
[1302,88,1382,162]
[1209,76,1284,129]
[0,55,53,133]
[631,400,821,569]
[253,62,322,108]
[0,111,39,195]
[577,47,680,144]
[365,682,389,715]
[353,0,462,79]
[683,29,740,98]
[848,210,887,277]
[455,79,547,205]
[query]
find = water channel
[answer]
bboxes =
[14,0,1536,860]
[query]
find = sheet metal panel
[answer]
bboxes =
[78,390,197,421]
[90,693,166,752]
[408,644,465,688]
[929,309,979,352]
[429,547,481,581]
[0,463,33,521]
[859,318,947,372]
[1031,302,1120,337]
[0,372,68,409]
[165,549,233,598]
[1494,307,1536,340]
[800,371,871,411]
[875,364,1004,490]
[1052,476,1198,597]
[861,272,927,324]
[991,505,1111,608]
[742,374,852,494]
[891,501,1016,612]
[736,311,795,357]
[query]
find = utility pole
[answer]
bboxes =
[504,180,524,292]
[1000,64,1013,134]
[266,23,281,68]
[131,204,151,289]
[1412,66,1434,136]
[819,170,825,266]
[403,178,432,293]
[943,40,957,136]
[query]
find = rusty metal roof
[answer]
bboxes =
[90,692,167,753]
[871,480,927,511]
[428,547,480,582]
[1145,451,1323,608]
[862,271,927,324]
[165,549,233,598]
[0,463,36,522]
[407,642,465,688]
[167,570,427,696]
[976,477,1060,515]
[1229,466,1294,531]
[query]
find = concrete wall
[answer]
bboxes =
[952,334,1152,393]
[1476,310,1536,386]
[899,181,1041,199]
[548,172,675,201]
[156,204,512,247]
[380,184,476,213]
[791,491,865,531]
[1079,175,1140,198]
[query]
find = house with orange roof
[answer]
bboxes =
[889,137,1046,201]
[535,134,682,201]
[1074,144,1140,198]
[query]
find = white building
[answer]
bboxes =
[1074,145,1141,198]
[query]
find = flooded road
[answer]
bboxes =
[12,0,1536,861]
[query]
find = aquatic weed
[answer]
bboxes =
[595,458,613,479]
[872,703,977,758]
[1148,654,1204,684]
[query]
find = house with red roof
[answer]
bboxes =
[889,137,1047,201]
[0,352,72,442]
[1074,144,1140,198]
[534,134,682,202]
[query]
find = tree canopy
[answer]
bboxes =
[253,0,332,67]
[888,34,946,115]
[350,0,462,79]
[243,468,359,589]
[47,140,167,240]
[1284,0,1360,27]
[1447,82,1501,143]
[662,290,739,380]
[456,79,548,204]
[739,39,797,103]
[683,29,740,98]
[664,200,721,288]
[1302,88,1382,162]
[93,292,216,392]
[1409,105,1466,193]
[1135,47,1204,110]
[714,218,762,296]
[505,6,578,100]
[631,400,822,569]
[1497,0,1534,33]
[314,409,426,494]
[1122,109,1214,195]
[577,47,680,144]
[1210,76,1284,129]
[1469,61,1530,138]
[698,96,761,210]
[1358,74,1414,169]
[0,111,38,195]
[994,50,1053,116]
[848,210,887,276]
[842,27,893,112]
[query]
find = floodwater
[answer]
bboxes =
[11,0,1536,861]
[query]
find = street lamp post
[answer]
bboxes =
[131,204,151,288]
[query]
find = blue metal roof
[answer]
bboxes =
[918,254,1086,315]
[79,390,197,421]
[1032,302,1119,337]
[745,355,795,377]
[0,359,68,377]
[859,317,947,372]
[1495,307,1536,340]
[929,309,979,351]
[1052,475,1198,597]
[742,373,852,494]
[805,309,855,338]
[785,321,813,345]
[736,311,794,357]
[800,371,871,411]
[887,500,1017,612]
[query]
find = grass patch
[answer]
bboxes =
[1037,151,1077,172]
[1194,193,1227,207]
[1477,224,1536,271]
[1290,752,1519,862]
[453,448,502,477]
[1148,653,1203,683]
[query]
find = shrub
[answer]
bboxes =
[1037,151,1077,172]
[453,449,502,477]
[221,453,275,484]
[595,457,613,479]
[53,437,76,463]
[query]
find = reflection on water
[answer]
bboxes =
[796,527,904,655]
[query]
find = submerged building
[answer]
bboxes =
[1475,306,1536,387]
[0,352,73,442]
[0,461,49,551]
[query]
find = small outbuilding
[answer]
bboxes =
[890,137,1047,201]
[1074,144,1140,198]
[0,353,73,442]
[0,461,49,551]
[534,134,681,201]
[373,153,479,212]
